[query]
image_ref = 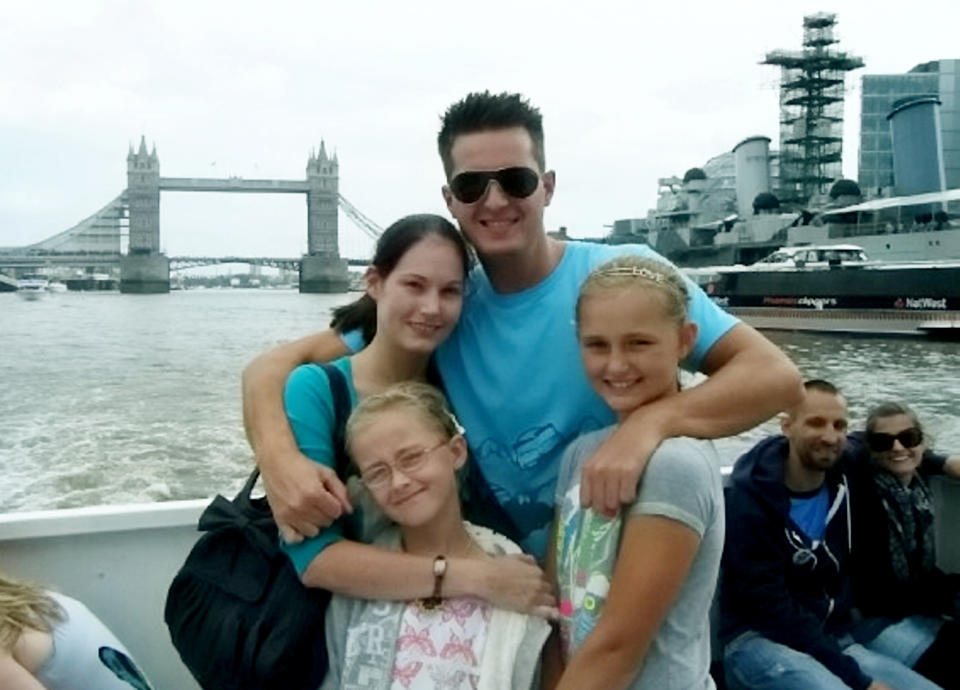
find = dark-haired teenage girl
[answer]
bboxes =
[267,213,554,621]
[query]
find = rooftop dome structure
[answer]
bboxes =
[753,191,780,214]
[683,167,707,183]
[829,179,862,199]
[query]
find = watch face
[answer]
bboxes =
[433,555,447,576]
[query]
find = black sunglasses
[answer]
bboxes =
[866,427,923,452]
[448,167,540,204]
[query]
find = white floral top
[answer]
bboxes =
[389,597,491,689]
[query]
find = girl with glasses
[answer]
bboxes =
[320,382,551,690]
[544,256,725,689]
[849,402,960,690]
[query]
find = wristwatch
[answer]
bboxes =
[420,555,446,610]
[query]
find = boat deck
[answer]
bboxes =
[1,477,958,689]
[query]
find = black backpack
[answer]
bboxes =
[164,363,350,690]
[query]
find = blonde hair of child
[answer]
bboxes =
[576,255,689,327]
[345,382,462,455]
[0,573,65,651]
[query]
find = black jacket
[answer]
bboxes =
[719,435,872,690]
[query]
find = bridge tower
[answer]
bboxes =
[300,142,349,293]
[121,136,169,293]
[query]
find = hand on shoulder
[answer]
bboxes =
[261,450,351,543]
[579,403,671,515]
[471,553,558,620]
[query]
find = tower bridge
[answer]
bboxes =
[0,137,382,293]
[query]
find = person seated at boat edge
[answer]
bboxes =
[0,572,153,690]
[281,214,555,616]
[847,401,960,690]
[322,382,550,690]
[542,256,725,689]
[241,90,803,562]
[720,380,945,690]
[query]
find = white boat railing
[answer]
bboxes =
[0,499,209,690]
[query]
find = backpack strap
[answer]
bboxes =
[319,362,350,475]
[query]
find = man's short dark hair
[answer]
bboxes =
[803,379,839,396]
[437,91,545,179]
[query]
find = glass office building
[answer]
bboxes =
[859,59,960,196]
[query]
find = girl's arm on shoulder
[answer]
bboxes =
[243,329,351,455]
[580,323,802,514]
[554,514,701,690]
[304,540,557,617]
[243,330,352,541]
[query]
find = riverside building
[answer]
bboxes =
[859,59,960,197]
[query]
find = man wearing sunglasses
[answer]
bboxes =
[242,91,803,562]
[720,380,952,690]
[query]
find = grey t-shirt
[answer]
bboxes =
[554,428,724,690]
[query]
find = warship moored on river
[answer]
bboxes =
[608,178,960,268]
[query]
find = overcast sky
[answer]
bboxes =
[2,0,959,260]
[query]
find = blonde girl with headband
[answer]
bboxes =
[544,256,725,690]
[321,382,551,690]
[0,573,152,689]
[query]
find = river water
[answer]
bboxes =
[2,289,958,513]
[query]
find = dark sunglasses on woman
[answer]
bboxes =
[448,167,540,204]
[866,427,923,452]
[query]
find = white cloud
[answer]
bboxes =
[2,0,959,256]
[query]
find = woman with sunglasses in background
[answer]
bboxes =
[849,402,960,690]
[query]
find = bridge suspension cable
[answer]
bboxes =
[337,194,383,241]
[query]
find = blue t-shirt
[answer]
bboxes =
[789,484,830,543]
[281,356,359,575]
[346,241,738,559]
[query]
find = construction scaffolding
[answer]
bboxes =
[764,13,863,206]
